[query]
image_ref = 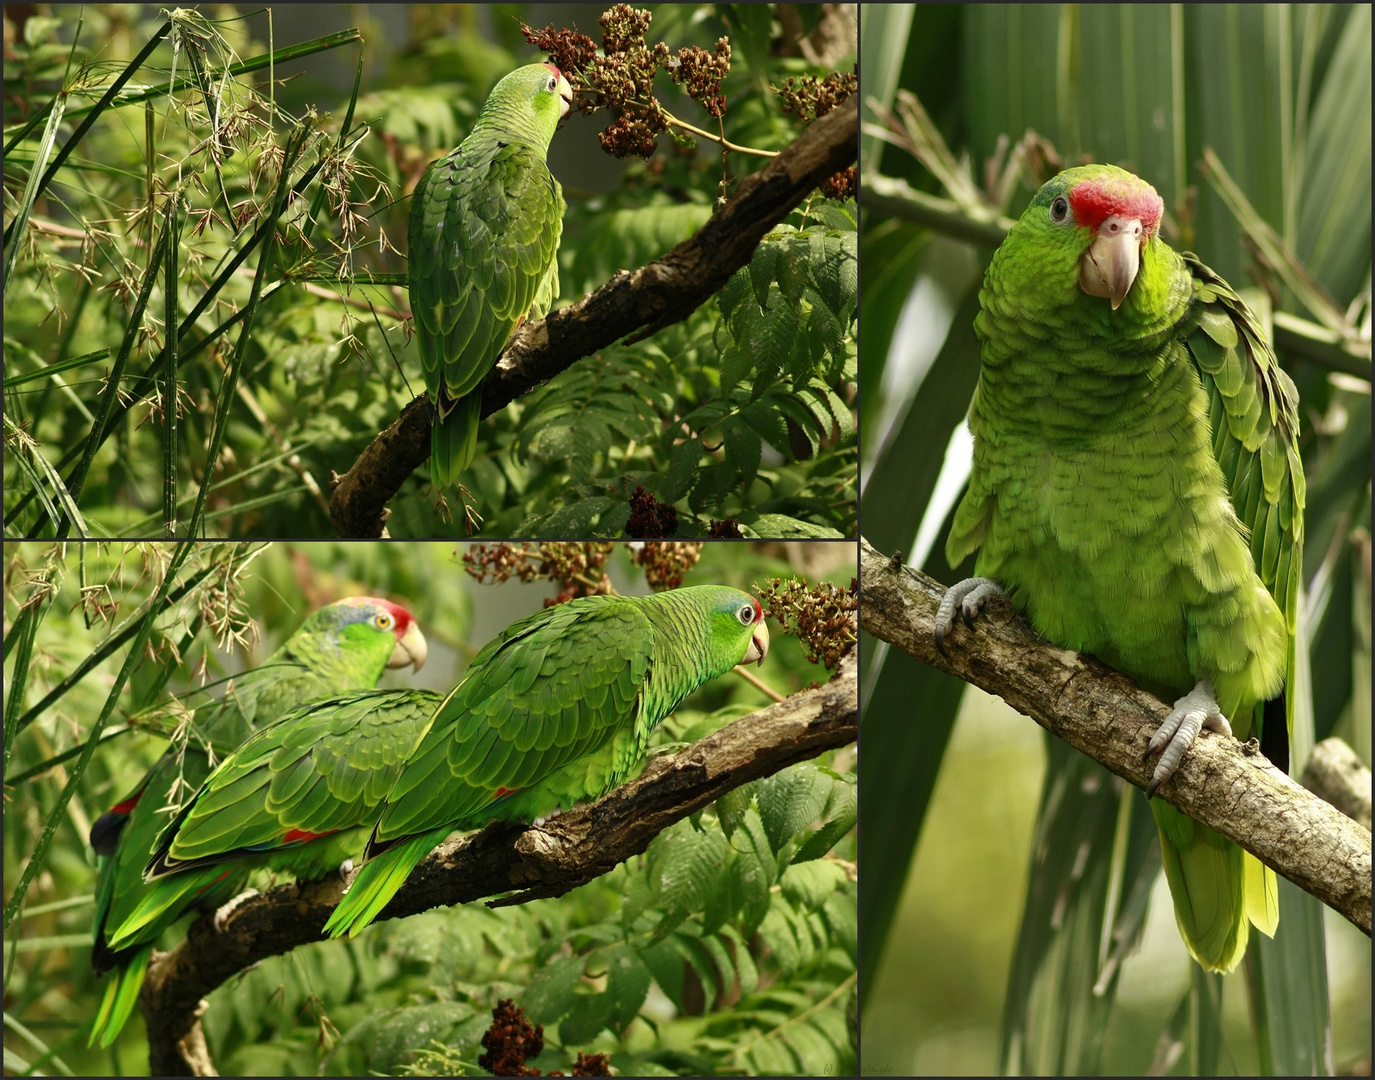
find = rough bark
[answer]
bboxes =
[328,97,859,537]
[141,657,857,1075]
[858,536,1373,937]
[1303,736,1372,832]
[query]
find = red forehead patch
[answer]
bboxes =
[1068,176,1163,236]
[543,62,561,78]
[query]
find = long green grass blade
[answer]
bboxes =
[1,1011,73,1077]
[163,196,181,535]
[2,542,197,934]
[4,348,112,389]
[2,92,66,297]
[3,414,87,537]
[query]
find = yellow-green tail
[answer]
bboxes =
[324,833,440,939]
[1152,800,1277,973]
[430,393,482,489]
[107,866,228,952]
[89,945,151,1047]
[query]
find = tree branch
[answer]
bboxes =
[328,98,859,537]
[858,536,1372,936]
[139,657,858,1075]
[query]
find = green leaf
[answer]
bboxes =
[522,952,585,1026]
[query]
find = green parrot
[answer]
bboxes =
[323,585,771,938]
[88,597,426,1047]
[106,688,443,952]
[936,164,1303,974]
[411,61,572,489]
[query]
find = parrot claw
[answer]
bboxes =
[935,577,1004,656]
[1144,679,1231,797]
[338,859,354,881]
[213,889,260,933]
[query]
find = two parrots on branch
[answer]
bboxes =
[938,164,1304,974]
[102,585,769,1004]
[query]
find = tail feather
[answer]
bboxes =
[106,867,231,952]
[430,393,482,489]
[1244,851,1280,938]
[89,945,152,1048]
[324,832,441,939]
[1152,800,1248,973]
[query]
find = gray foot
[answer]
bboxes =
[935,577,1004,656]
[1144,679,1232,797]
[338,858,354,881]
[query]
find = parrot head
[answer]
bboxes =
[699,587,770,668]
[478,62,573,143]
[1003,164,1165,313]
[323,596,428,672]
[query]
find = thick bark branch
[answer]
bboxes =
[328,99,859,537]
[858,536,1372,936]
[140,658,857,1075]
[1303,736,1372,832]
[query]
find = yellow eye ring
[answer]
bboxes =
[375,613,393,630]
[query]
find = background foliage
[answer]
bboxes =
[2,539,856,1076]
[3,4,857,539]
[859,3,1370,1076]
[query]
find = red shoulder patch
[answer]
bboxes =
[282,827,335,845]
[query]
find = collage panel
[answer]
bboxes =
[3,539,857,1075]
[859,3,1370,1077]
[3,4,856,541]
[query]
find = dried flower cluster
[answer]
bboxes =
[522,6,729,160]
[708,517,743,538]
[475,1000,611,1077]
[820,164,858,200]
[626,483,679,538]
[463,543,616,604]
[630,541,703,590]
[776,68,858,121]
[754,576,858,672]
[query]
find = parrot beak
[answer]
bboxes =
[743,621,770,667]
[387,621,428,673]
[557,74,573,122]
[1078,215,1144,310]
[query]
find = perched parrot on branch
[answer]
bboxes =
[317,584,770,938]
[411,61,572,489]
[937,164,1304,974]
[89,597,426,1046]
[109,587,768,949]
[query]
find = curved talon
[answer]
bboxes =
[1143,679,1231,797]
[935,577,1004,656]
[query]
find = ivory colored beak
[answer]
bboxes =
[557,74,573,120]
[387,621,428,672]
[744,621,770,666]
[1078,215,1143,310]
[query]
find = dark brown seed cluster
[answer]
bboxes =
[820,165,857,200]
[776,68,858,121]
[626,484,679,538]
[631,541,703,590]
[520,23,598,78]
[462,543,616,604]
[753,576,858,671]
[474,1000,611,1076]
[669,38,732,118]
[708,517,743,538]
[477,999,544,1076]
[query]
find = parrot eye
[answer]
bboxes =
[546,76,557,92]
[737,604,756,626]
[1049,195,1070,223]
[374,613,393,630]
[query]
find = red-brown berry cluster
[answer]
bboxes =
[599,99,668,158]
[477,999,544,1076]
[753,576,858,671]
[820,165,857,200]
[631,541,703,590]
[776,68,858,121]
[462,543,616,604]
[626,484,678,537]
[520,23,598,79]
[669,38,731,118]
[708,517,743,538]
